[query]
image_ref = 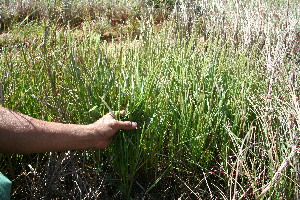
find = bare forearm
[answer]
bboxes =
[0,107,137,153]
[0,107,93,153]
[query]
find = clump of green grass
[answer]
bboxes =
[0,0,299,199]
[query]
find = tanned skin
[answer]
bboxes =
[0,107,137,154]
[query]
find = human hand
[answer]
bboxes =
[87,110,137,149]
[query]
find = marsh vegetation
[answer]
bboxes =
[0,0,299,199]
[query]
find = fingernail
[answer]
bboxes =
[132,122,138,129]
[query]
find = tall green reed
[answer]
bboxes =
[0,0,298,197]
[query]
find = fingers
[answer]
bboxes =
[105,110,126,119]
[118,110,126,116]
[103,110,138,130]
[114,120,138,130]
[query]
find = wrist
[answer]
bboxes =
[79,124,98,149]
[86,123,112,149]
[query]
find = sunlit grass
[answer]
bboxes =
[0,0,299,199]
